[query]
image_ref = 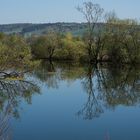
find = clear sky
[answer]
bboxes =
[0,0,139,24]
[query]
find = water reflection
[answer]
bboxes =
[1,62,140,139]
[33,62,140,120]
[98,65,140,107]
[32,61,86,88]
[77,65,104,120]
[0,110,11,140]
[0,78,40,139]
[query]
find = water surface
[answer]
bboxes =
[1,62,140,140]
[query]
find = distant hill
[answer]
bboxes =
[0,23,88,36]
[1,22,140,37]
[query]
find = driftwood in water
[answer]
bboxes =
[0,70,30,79]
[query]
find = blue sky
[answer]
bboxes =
[0,0,139,24]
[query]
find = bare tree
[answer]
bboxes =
[77,1,104,63]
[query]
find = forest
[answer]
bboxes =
[0,1,140,72]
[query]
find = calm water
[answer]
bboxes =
[1,62,140,140]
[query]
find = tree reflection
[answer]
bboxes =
[0,76,40,139]
[0,106,11,140]
[99,65,140,108]
[77,64,140,120]
[33,61,86,88]
[32,61,60,88]
[77,65,104,120]
[32,61,140,120]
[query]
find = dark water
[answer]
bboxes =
[1,62,140,140]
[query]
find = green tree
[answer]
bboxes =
[55,33,85,60]
[31,31,60,60]
[0,34,32,69]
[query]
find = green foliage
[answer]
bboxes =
[31,31,60,59]
[1,4,140,66]
[55,33,85,60]
[0,34,36,69]
[31,32,85,61]
[103,18,140,64]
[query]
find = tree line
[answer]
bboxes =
[0,1,140,68]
